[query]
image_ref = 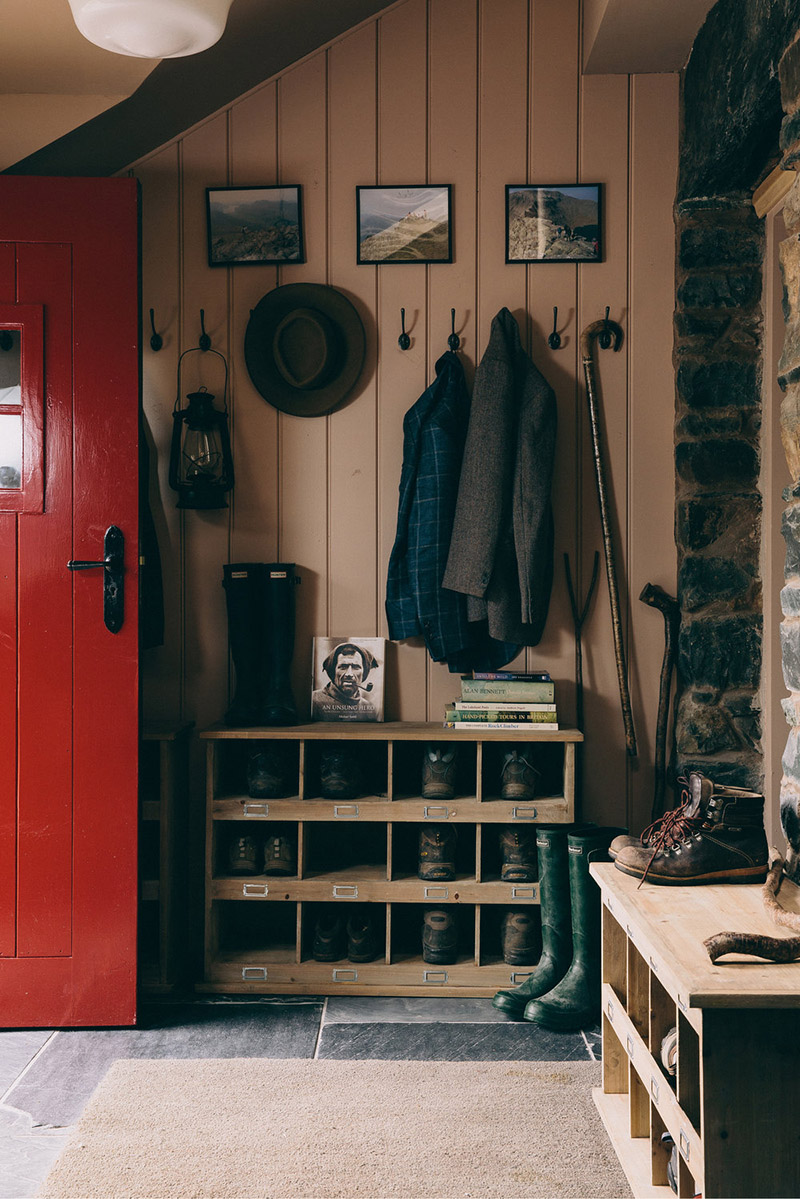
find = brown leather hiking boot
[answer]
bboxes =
[263,834,297,876]
[418,824,457,881]
[499,827,537,882]
[609,775,700,859]
[500,909,541,965]
[614,773,768,885]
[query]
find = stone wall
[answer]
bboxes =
[674,0,800,811]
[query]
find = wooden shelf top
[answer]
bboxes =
[200,721,582,742]
[592,861,800,1008]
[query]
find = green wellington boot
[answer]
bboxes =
[492,825,581,1018]
[523,825,626,1031]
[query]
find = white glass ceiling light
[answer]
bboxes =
[67,0,234,59]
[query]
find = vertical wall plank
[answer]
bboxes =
[579,73,632,826]
[527,0,582,726]
[180,114,231,732]
[628,72,680,834]
[0,244,16,956]
[229,85,280,565]
[277,55,330,713]
[328,25,379,646]
[138,146,182,721]
[377,0,429,720]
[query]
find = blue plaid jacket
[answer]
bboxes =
[386,351,518,671]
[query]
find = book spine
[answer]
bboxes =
[471,671,550,681]
[460,680,555,701]
[445,709,558,722]
[443,721,559,731]
[454,701,556,712]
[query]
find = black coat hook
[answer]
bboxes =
[199,309,211,352]
[149,308,163,352]
[598,306,613,350]
[448,308,460,351]
[548,306,561,350]
[398,308,410,351]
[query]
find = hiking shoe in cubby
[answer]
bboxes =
[614,773,768,885]
[313,910,346,961]
[418,824,457,881]
[421,743,458,799]
[422,908,458,964]
[500,749,539,800]
[347,908,381,963]
[501,909,541,965]
[227,834,260,876]
[320,748,364,799]
[247,746,293,799]
[499,827,538,882]
[263,834,297,876]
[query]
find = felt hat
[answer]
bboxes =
[244,283,366,417]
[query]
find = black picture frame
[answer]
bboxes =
[356,185,453,264]
[505,184,602,263]
[206,185,304,267]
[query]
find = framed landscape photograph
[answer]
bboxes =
[356,185,452,264]
[311,637,386,722]
[506,184,601,263]
[206,185,304,266]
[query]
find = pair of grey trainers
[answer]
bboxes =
[421,744,539,800]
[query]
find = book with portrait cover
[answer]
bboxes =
[311,637,386,722]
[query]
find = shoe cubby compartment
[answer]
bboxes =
[389,821,476,883]
[214,820,300,880]
[477,904,541,969]
[592,862,800,1199]
[478,740,560,803]
[200,723,580,996]
[300,901,387,966]
[302,739,389,801]
[391,739,478,801]
[389,902,477,969]
[478,823,538,886]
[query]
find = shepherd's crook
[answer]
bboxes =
[580,317,637,758]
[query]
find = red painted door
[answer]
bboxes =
[0,177,139,1027]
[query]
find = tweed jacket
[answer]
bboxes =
[442,307,557,645]
[386,351,518,670]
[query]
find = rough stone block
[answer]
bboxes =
[780,777,800,856]
[780,106,800,152]
[674,312,733,342]
[780,35,800,113]
[678,615,762,690]
[678,755,762,791]
[781,175,800,233]
[677,270,762,311]
[782,725,800,785]
[782,503,800,577]
[675,439,759,487]
[676,692,738,755]
[780,387,800,483]
[679,556,753,611]
[781,618,800,691]
[678,412,745,437]
[781,583,800,616]
[676,359,758,408]
[676,493,762,552]
[679,226,761,269]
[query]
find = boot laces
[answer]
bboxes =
[637,776,704,888]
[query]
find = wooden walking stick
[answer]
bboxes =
[639,583,680,821]
[704,849,800,963]
[580,316,637,757]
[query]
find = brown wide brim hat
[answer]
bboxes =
[244,283,366,417]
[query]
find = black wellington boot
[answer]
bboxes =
[222,563,263,726]
[491,825,577,1018]
[260,563,299,725]
[523,825,626,1031]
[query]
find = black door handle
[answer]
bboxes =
[67,525,124,633]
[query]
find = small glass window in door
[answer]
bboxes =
[0,307,44,513]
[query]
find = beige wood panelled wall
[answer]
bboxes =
[133,0,679,833]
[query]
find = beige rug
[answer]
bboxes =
[37,1058,631,1199]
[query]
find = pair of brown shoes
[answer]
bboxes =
[227,832,296,876]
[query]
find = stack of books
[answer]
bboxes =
[443,671,558,730]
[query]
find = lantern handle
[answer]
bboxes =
[174,346,229,414]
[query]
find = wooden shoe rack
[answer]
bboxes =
[198,722,581,996]
[591,862,800,1199]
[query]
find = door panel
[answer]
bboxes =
[0,177,139,1026]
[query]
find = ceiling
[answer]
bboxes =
[1,0,718,175]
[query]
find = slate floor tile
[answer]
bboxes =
[0,1031,54,1097]
[324,997,508,1024]
[316,1021,593,1062]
